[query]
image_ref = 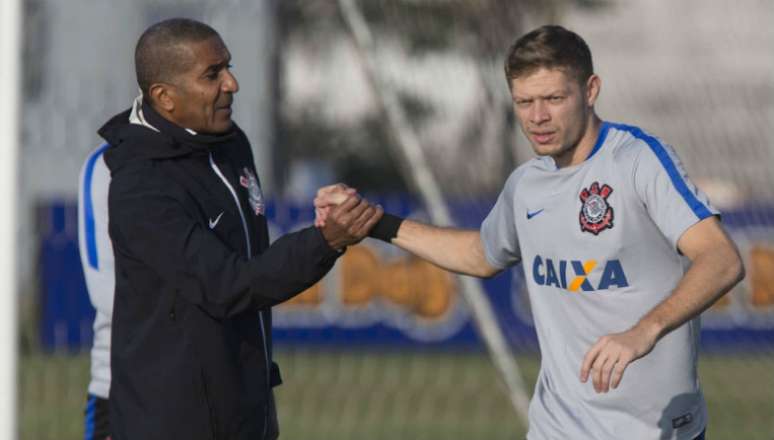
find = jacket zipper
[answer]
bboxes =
[208,153,271,438]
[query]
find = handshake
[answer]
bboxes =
[313,183,402,251]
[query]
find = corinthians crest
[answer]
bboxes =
[239,167,265,216]
[579,181,614,235]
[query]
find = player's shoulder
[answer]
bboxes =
[108,155,180,205]
[85,142,111,162]
[603,122,676,166]
[79,143,112,199]
[80,143,111,177]
[502,160,540,193]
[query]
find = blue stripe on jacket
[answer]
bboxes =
[82,143,110,269]
[83,394,97,440]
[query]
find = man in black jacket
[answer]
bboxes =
[100,18,381,440]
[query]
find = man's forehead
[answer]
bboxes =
[510,68,576,97]
[182,37,231,67]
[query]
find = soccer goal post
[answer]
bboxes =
[337,0,531,423]
[0,0,21,438]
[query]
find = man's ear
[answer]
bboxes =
[585,74,601,107]
[148,83,176,113]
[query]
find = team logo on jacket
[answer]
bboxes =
[579,181,614,235]
[240,167,265,216]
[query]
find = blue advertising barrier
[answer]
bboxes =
[38,201,94,352]
[38,198,774,351]
[269,198,774,352]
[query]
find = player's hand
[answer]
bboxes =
[319,193,383,250]
[314,183,357,227]
[579,325,659,393]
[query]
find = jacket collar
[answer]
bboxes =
[138,97,238,147]
[99,94,239,161]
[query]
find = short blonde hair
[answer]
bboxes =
[504,25,594,86]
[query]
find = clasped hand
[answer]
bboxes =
[314,184,383,250]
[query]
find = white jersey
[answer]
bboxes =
[78,143,114,399]
[481,122,716,440]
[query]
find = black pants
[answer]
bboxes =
[83,393,280,440]
[84,394,111,440]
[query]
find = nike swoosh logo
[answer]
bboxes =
[208,212,224,229]
[526,209,544,220]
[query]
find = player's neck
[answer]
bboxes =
[554,115,602,169]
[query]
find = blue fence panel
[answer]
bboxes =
[37,197,774,351]
[38,201,94,352]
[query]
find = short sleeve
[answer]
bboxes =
[480,171,522,269]
[633,138,719,250]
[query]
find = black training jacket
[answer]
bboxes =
[100,99,340,440]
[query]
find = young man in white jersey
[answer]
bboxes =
[318,25,743,439]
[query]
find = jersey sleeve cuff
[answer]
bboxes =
[671,210,720,252]
[481,238,511,271]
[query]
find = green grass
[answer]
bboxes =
[18,350,774,439]
[273,349,536,440]
[699,354,774,439]
[19,353,91,440]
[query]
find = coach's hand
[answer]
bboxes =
[579,324,658,393]
[319,194,383,250]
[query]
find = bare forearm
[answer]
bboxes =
[635,245,744,341]
[391,219,499,278]
[312,184,500,277]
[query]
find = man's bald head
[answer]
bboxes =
[135,18,221,96]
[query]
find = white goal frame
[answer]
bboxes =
[0,0,21,438]
[337,0,531,424]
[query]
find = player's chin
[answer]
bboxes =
[530,143,562,157]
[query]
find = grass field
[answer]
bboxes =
[19,349,774,439]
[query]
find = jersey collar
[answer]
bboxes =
[585,121,611,162]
